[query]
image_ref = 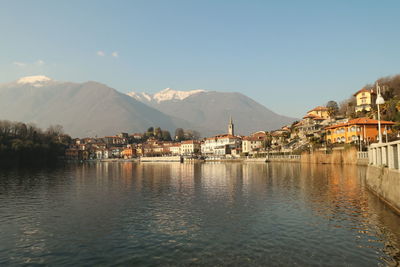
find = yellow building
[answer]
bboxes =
[307,106,330,119]
[354,88,376,112]
[325,118,394,144]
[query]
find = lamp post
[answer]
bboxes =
[376,83,385,143]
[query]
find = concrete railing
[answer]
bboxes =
[267,154,301,159]
[140,156,182,162]
[369,140,400,169]
[357,151,369,159]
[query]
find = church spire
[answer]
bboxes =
[228,116,234,136]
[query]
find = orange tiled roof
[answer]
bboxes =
[308,106,329,113]
[294,121,303,127]
[353,88,375,97]
[303,113,327,121]
[169,144,181,147]
[216,134,238,139]
[270,131,286,137]
[205,134,239,140]
[313,117,325,121]
[325,117,394,129]
[250,131,267,137]
[181,140,200,144]
[243,136,263,141]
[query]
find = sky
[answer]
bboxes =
[1,0,400,117]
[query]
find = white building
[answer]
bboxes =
[180,140,200,155]
[169,144,181,155]
[201,134,240,156]
[242,137,264,155]
[201,117,241,156]
[242,131,269,155]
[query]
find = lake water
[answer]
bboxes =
[0,162,399,266]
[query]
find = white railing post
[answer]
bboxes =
[371,147,375,165]
[397,143,400,170]
[382,146,387,166]
[377,147,381,165]
[388,145,394,169]
[368,140,400,168]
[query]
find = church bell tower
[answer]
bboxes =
[228,116,234,136]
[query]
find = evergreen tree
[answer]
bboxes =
[175,128,185,141]
[161,130,172,141]
[326,100,339,117]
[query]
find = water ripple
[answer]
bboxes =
[0,162,399,266]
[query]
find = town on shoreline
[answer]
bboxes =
[65,84,398,162]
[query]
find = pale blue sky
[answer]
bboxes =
[1,0,399,117]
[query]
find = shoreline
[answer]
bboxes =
[70,157,370,166]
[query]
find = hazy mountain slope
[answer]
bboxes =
[128,89,296,135]
[0,77,192,137]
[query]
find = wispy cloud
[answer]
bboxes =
[13,61,27,68]
[36,59,45,66]
[96,50,119,58]
[13,60,45,68]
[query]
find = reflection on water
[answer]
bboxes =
[0,162,399,266]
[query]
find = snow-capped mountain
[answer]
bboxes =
[0,76,296,137]
[127,88,296,136]
[13,75,56,88]
[127,91,153,102]
[128,88,206,103]
[0,76,193,137]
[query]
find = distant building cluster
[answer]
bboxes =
[65,87,397,161]
[65,133,202,161]
[65,118,272,161]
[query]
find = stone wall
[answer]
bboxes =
[267,158,300,163]
[366,165,400,214]
[300,147,358,165]
[140,156,182,162]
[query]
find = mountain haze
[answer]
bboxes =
[0,76,295,137]
[0,76,192,137]
[128,88,296,135]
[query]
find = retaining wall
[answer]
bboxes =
[300,147,358,165]
[366,165,400,214]
[140,156,182,162]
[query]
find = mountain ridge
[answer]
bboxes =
[127,88,297,135]
[128,88,207,103]
[0,76,296,137]
[0,77,194,137]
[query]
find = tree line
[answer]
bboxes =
[0,120,71,166]
[137,127,201,142]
